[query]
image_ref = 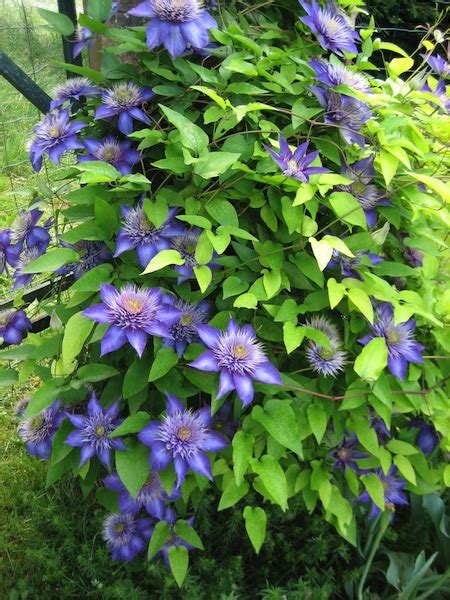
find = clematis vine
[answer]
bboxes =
[95,82,154,135]
[50,77,101,109]
[358,466,408,520]
[263,135,329,182]
[171,229,216,284]
[0,229,20,275]
[359,302,425,381]
[330,435,367,472]
[18,400,64,459]
[409,419,439,455]
[309,58,370,93]
[327,249,383,280]
[162,295,209,357]
[139,394,228,488]
[78,137,140,176]
[65,393,125,468]
[82,284,181,356]
[304,315,347,377]
[190,318,282,406]
[103,513,153,561]
[128,0,218,58]
[9,209,51,251]
[58,240,112,279]
[0,309,32,345]
[13,246,47,290]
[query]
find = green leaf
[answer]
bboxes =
[37,8,74,35]
[168,545,189,588]
[233,292,257,309]
[252,401,303,456]
[123,354,150,398]
[61,312,95,367]
[148,348,178,382]
[25,380,62,417]
[361,473,385,510]
[327,278,345,309]
[329,192,367,228]
[194,152,241,179]
[218,476,249,510]
[0,368,18,387]
[307,404,328,444]
[174,520,204,550]
[388,56,414,77]
[243,506,267,554]
[232,431,254,485]
[393,455,416,484]
[76,364,119,383]
[70,264,113,292]
[159,105,209,153]
[223,276,249,299]
[75,161,120,184]
[21,248,79,274]
[87,0,112,21]
[148,521,170,560]
[380,149,399,186]
[354,338,388,381]
[309,237,333,271]
[205,197,239,227]
[347,288,374,322]
[283,322,305,354]
[116,441,149,498]
[251,456,288,510]
[141,249,184,274]
[386,439,419,456]
[193,265,212,293]
[263,270,281,299]
[110,412,150,437]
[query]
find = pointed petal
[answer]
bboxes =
[233,373,254,406]
[189,350,219,372]
[187,452,212,480]
[126,329,148,357]
[166,394,184,416]
[203,431,228,452]
[101,325,127,356]
[217,369,235,399]
[253,362,282,385]
[196,324,220,347]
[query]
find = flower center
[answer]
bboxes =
[287,159,298,171]
[388,330,401,344]
[0,309,14,326]
[102,147,117,161]
[383,481,390,491]
[30,415,45,431]
[153,0,201,22]
[124,298,143,314]
[180,314,193,326]
[337,448,349,459]
[115,522,125,533]
[48,124,62,138]
[232,344,248,359]
[177,426,192,442]
[95,425,106,437]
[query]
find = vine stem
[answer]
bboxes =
[357,511,391,600]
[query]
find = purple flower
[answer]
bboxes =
[337,155,390,227]
[404,246,423,268]
[13,246,47,290]
[358,466,408,520]
[18,400,63,459]
[409,419,439,455]
[359,303,425,381]
[310,87,371,147]
[162,295,209,357]
[65,393,126,468]
[370,415,391,445]
[29,110,87,172]
[9,209,51,251]
[0,308,32,345]
[212,401,238,440]
[0,229,20,275]
[58,240,112,279]
[104,470,180,518]
[103,512,153,561]
[78,137,140,176]
[422,80,450,113]
[309,58,370,93]
[82,284,181,357]
[95,83,154,135]
[190,318,282,407]
[50,77,101,109]
[422,54,450,78]
[139,394,228,488]
[171,229,215,284]
[263,135,329,182]
[128,0,218,59]
[115,204,185,268]
[328,250,382,279]
[158,507,194,565]
[299,0,360,56]
[304,315,347,377]
[73,27,95,58]
[330,435,367,472]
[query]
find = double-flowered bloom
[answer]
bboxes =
[18,400,63,459]
[264,135,329,182]
[0,229,20,275]
[13,246,47,290]
[79,137,140,176]
[9,209,51,251]
[359,302,425,381]
[423,53,450,78]
[115,204,185,268]
[103,512,153,561]
[358,466,408,520]
[310,87,371,146]
[337,155,390,227]
[299,0,360,56]
[104,470,180,519]
[171,229,215,283]
[129,0,217,58]
[0,309,32,345]
[95,82,154,135]
[190,318,282,406]
[65,392,125,468]
[309,58,370,94]
[82,284,181,357]
[328,249,382,280]
[304,315,346,377]
[409,419,439,455]
[139,394,228,488]
[162,295,209,357]
[330,435,367,472]
[58,240,112,280]
[50,77,101,109]
[29,109,87,172]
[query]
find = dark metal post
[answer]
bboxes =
[0,51,51,113]
[57,0,83,76]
